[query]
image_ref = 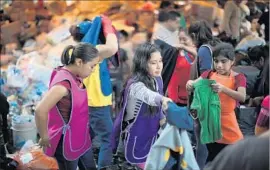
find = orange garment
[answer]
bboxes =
[13,147,58,170]
[209,72,243,144]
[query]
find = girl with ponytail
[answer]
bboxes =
[35,43,99,170]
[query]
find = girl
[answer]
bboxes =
[70,15,118,169]
[112,43,171,169]
[188,20,221,76]
[186,43,247,162]
[166,28,197,106]
[154,28,197,106]
[35,43,100,170]
[188,20,221,169]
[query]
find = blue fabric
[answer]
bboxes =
[198,46,212,74]
[78,21,92,34]
[194,119,208,170]
[145,124,199,170]
[99,59,112,96]
[89,106,113,169]
[81,17,101,45]
[54,136,96,170]
[80,16,117,96]
[167,102,193,131]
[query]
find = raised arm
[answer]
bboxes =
[96,15,118,60]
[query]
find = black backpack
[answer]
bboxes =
[232,66,260,97]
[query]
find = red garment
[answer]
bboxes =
[56,68,83,123]
[167,54,194,105]
[256,95,270,127]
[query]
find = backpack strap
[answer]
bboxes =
[184,50,193,64]
[200,44,214,69]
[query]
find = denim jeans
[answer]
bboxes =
[89,106,113,169]
[194,119,208,170]
[54,136,96,170]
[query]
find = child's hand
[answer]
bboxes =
[186,80,194,91]
[211,83,224,93]
[162,97,172,111]
[174,44,185,50]
[38,135,51,148]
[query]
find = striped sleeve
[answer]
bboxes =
[129,82,163,106]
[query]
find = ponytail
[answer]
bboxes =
[61,43,98,66]
[61,45,75,65]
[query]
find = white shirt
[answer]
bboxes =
[151,23,179,46]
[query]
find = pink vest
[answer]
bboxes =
[44,68,91,161]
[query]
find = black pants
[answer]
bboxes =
[206,143,228,162]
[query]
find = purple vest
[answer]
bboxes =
[44,68,91,161]
[112,77,163,164]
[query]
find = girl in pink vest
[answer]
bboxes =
[35,43,100,170]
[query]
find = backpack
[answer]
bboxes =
[232,66,260,96]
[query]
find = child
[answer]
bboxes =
[186,42,247,162]
[112,43,172,169]
[35,43,100,170]
[70,15,118,169]
[154,28,197,106]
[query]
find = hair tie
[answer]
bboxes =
[67,47,74,64]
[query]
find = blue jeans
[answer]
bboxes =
[54,136,96,170]
[194,119,208,170]
[89,106,113,169]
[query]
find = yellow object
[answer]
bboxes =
[181,160,188,169]
[83,64,112,106]
[164,149,170,161]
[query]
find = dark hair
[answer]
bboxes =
[69,25,84,42]
[61,43,98,65]
[188,20,221,48]
[119,30,129,38]
[248,45,269,62]
[213,43,235,60]
[158,10,181,22]
[159,1,172,9]
[131,43,161,115]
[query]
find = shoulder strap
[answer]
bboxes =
[200,44,214,69]
[184,50,193,64]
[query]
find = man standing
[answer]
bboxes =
[152,11,181,46]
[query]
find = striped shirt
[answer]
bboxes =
[124,81,164,122]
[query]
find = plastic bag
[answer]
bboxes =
[6,65,28,88]
[47,25,71,45]
[12,141,58,170]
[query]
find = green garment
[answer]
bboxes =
[190,79,222,144]
[179,15,186,29]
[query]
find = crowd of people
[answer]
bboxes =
[0,0,269,170]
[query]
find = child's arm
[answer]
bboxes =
[222,86,246,102]
[186,77,202,92]
[96,15,118,60]
[212,73,246,102]
[211,84,246,102]
[96,34,118,60]
[35,85,68,147]
[175,44,197,59]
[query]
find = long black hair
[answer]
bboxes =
[248,45,269,64]
[121,43,161,115]
[188,20,221,48]
[132,43,161,91]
